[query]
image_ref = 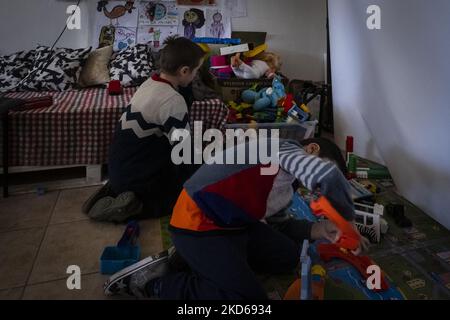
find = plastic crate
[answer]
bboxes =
[224,121,318,141]
[100,245,141,275]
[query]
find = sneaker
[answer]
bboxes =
[104,250,170,298]
[88,192,142,223]
[82,182,114,214]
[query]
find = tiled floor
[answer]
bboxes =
[0,186,164,300]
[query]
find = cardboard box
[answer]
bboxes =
[212,74,290,102]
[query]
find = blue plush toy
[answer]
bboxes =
[241,76,286,111]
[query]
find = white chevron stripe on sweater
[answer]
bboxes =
[120,113,164,139]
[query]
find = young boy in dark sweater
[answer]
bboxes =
[98,37,205,219]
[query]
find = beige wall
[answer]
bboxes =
[0,0,328,81]
[232,0,327,81]
[329,0,450,229]
[0,0,91,54]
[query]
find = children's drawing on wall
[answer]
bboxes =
[138,1,178,26]
[176,0,216,5]
[96,0,138,26]
[137,26,178,50]
[180,8,206,40]
[98,25,116,48]
[205,9,231,38]
[114,26,137,51]
[94,1,139,49]
[209,12,224,38]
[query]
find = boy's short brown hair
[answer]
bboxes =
[160,36,205,75]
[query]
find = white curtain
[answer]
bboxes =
[329,0,450,229]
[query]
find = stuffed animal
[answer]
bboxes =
[241,76,286,111]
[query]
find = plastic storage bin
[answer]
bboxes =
[224,120,318,141]
[100,245,141,275]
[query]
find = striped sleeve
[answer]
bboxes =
[279,142,355,221]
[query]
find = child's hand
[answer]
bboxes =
[311,220,339,242]
[231,53,242,68]
[311,220,371,255]
[265,68,276,79]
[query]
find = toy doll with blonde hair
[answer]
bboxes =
[231,51,281,79]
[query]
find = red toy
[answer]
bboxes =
[279,93,295,113]
[317,243,389,292]
[108,80,123,95]
[310,196,360,251]
[311,196,390,292]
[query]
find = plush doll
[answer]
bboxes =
[231,52,282,79]
[241,76,286,111]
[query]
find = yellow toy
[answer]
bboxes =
[228,101,252,113]
[243,43,268,58]
[197,43,211,53]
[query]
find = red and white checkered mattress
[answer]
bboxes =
[4,88,228,167]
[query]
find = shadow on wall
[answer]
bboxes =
[387,145,450,230]
[363,48,450,230]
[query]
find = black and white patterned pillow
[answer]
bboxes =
[110,44,154,87]
[20,46,91,91]
[0,50,35,92]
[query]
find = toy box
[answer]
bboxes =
[212,74,290,102]
[100,221,141,275]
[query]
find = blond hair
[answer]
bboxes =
[255,52,282,71]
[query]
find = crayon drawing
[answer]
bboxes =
[138,1,179,26]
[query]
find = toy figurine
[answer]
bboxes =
[231,52,281,79]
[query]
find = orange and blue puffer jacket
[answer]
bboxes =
[170,140,355,235]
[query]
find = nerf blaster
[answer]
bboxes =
[310,196,361,251]
[310,196,390,291]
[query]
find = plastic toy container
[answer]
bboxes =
[100,245,141,275]
[224,120,318,141]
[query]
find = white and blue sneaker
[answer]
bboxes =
[104,249,173,299]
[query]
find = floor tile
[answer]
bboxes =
[0,228,45,290]
[0,192,59,233]
[23,273,134,300]
[49,186,99,225]
[28,220,123,284]
[0,287,24,300]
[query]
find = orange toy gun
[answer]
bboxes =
[310,196,390,292]
[310,196,360,251]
